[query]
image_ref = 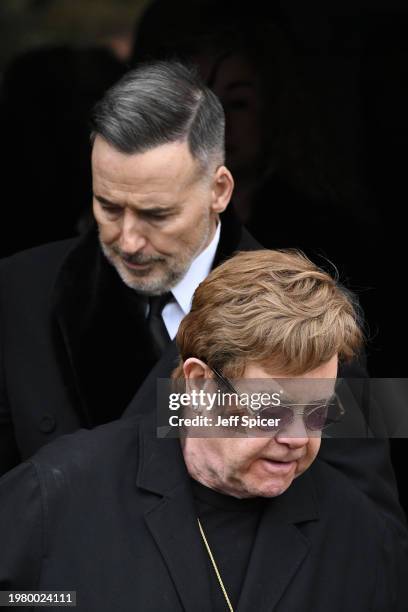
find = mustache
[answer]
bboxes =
[113,248,165,265]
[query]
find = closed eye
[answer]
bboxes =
[100,204,122,214]
[139,209,176,222]
[141,211,169,219]
[95,197,122,215]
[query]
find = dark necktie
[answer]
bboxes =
[147,293,172,357]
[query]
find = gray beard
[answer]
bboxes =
[98,223,211,297]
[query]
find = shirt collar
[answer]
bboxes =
[171,221,221,315]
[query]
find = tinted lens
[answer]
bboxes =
[258,405,293,431]
[304,405,328,430]
[305,402,343,431]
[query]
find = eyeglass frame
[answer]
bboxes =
[210,366,345,433]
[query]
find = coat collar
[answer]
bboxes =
[51,209,260,425]
[135,414,213,612]
[135,413,319,612]
[51,227,102,423]
[236,472,319,611]
[51,226,153,424]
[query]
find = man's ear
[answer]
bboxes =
[183,358,213,380]
[183,358,215,410]
[211,165,234,214]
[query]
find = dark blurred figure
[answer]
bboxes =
[0,45,125,257]
[131,0,381,345]
[131,1,282,224]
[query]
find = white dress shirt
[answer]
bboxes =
[162,222,221,339]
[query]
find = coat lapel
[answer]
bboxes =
[136,417,213,612]
[51,228,102,424]
[52,227,156,425]
[237,471,319,612]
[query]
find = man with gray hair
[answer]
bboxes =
[0,60,250,473]
[91,61,231,297]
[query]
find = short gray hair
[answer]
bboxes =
[90,60,225,173]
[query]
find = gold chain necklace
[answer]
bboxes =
[197,518,234,612]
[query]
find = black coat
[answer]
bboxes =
[0,413,407,611]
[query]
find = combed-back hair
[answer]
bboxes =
[90,60,225,172]
[173,249,364,378]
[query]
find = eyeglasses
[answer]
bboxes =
[211,367,344,432]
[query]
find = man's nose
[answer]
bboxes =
[275,414,311,448]
[119,211,147,253]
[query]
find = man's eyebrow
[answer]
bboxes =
[139,206,177,215]
[135,199,179,213]
[94,194,178,213]
[94,194,121,207]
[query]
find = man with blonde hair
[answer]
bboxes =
[0,249,406,611]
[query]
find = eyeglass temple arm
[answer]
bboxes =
[211,367,239,395]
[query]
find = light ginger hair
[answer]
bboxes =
[172,249,363,378]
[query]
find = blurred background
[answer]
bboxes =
[0,0,407,513]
